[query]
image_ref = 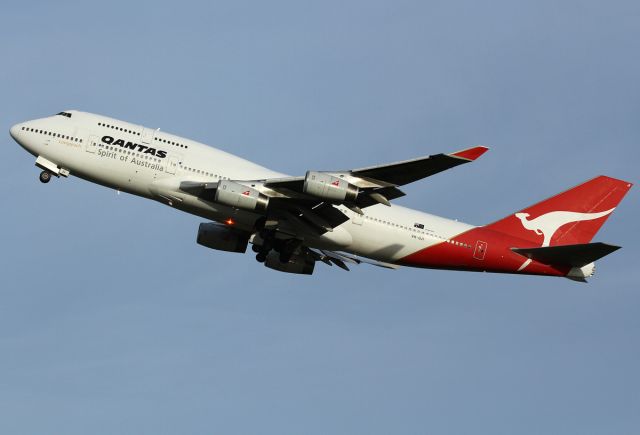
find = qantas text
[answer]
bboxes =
[101,135,167,158]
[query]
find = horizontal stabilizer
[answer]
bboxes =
[511,242,621,267]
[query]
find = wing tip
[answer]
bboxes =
[450,146,489,161]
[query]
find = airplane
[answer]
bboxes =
[9,110,633,281]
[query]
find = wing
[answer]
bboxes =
[348,145,489,186]
[263,145,488,209]
[265,145,487,188]
[179,146,488,274]
[180,145,488,233]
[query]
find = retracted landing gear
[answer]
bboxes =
[252,218,302,264]
[252,232,302,265]
[278,239,299,264]
[39,170,52,184]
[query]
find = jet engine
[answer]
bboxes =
[214,180,269,212]
[264,250,315,275]
[196,222,249,253]
[303,171,358,202]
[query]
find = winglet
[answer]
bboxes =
[450,146,489,161]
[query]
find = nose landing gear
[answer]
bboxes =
[39,170,52,184]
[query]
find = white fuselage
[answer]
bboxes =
[10,110,473,264]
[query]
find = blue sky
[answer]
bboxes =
[1,1,638,434]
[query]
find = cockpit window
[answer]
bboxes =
[56,112,72,118]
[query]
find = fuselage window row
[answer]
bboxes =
[361,213,471,248]
[180,163,225,179]
[154,136,188,149]
[99,143,162,163]
[98,122,140,136]
[21,126,81,143]
[96,122,189,149]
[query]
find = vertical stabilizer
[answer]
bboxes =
[484,176,632,247]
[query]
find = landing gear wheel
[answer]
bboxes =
[256,252,268,263]
[39,171,51,183]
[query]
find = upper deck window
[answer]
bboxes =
[56,112,72,118]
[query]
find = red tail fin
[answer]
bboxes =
[485,176,632,247]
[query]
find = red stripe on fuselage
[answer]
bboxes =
[398,226,570,277]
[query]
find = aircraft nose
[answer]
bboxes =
[9,124,20,140]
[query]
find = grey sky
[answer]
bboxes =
[1,1,638,434]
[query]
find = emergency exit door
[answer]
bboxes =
[473,240,488,260]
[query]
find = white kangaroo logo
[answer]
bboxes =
[514,208,615,271]
[515,208,615,247]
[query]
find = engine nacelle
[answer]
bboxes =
[303,171,358,202]
[196,222,249,253]
[214,180,269,212]
[264,251,315,275]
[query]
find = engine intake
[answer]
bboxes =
[196,222,249,253]
[303,171,358,202]
[214,180,269,212]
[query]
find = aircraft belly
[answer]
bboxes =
[344,221,436,262]
[167,194,261,230]
[305,226,353,250]
[73,151,155,195]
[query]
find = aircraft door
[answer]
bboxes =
[351,210,363,225]
[140,127,155,144]
[165,154,181,174]
[85,135,98,153]
[473,240,488,260]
